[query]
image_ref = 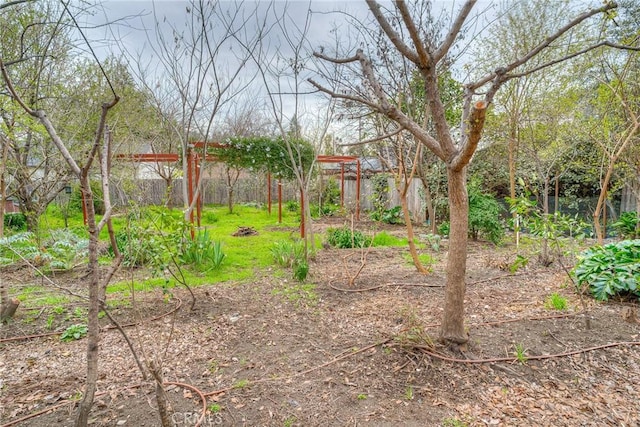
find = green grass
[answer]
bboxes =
[32,204,318,303]
[16,286,69,307]
[544,292,568,310]
[402,252,434,266]
[102,205,303,294]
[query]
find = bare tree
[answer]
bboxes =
[129,0,265,223]
[311,0,627,345]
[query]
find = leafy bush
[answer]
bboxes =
[573,240,640,301]
[310,203,340,218]
[438,221,450,237]
[468,185,504,244]
[326,227,371,249]
[369,174,390,222]
[285,200,299,212]
[0,230,88,270]
[293,259,309,282]
[4,212,27,231]
[321,177,341,206]
[381,206,404,224]
[112,224,166,268]
[612,212,639,240]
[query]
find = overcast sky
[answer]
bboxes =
[82,1,379,140]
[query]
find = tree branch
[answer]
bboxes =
[395,1,431,66]
[313,51,360,65]
[366,0,420,63]
[505,40,640,81]
[434,0,477,62]
[0,0,34,10]
[451,100,487,171]
[469,2,617,91]
[338,127,404,147]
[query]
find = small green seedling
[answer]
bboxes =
[513,343,528,364]
[404,385,414,400]
[208,403,221,413]
[357,393,367,400]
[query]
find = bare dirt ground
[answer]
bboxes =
[1,219,640,427]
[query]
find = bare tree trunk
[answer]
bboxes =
[508,125,518,235]
[149,361,173,427]
[0,135,7,238]
[417,164,436,234]
[75,184,100,427]
[541,177,551,266]
[554,175,560,214]
[164,177,173,209]
[595,168,613,244]
[400,191,428,274]
[440,167,468,345]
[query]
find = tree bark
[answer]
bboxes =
[400,186,428,274]
[75,184,100,427]
[0,134,7,238]
[440,167,469,344]
[417,163,436,234]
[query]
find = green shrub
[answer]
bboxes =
[45,229,89,270]
[612,212,639,240]
[438,221,450,237]
[573,240,640,301]
[321,177,341,206]
[271,239,308,281]
[381,206,404,224]
[112,224,166,268]
[0,232,39,265]
[369,174,390,222]
[468,184,504,244]
[310,203,340,218]
[285,200,299,212]
[4,212,27,231]
[326,227,371,248]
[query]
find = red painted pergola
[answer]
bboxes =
[316,155,361,220]
[110,147,362,238]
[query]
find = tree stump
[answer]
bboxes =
[0,298,20,323]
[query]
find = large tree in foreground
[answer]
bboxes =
[311,0,631,345]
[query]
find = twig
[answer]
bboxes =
[403,340,640,364]
[328,280,443,293]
